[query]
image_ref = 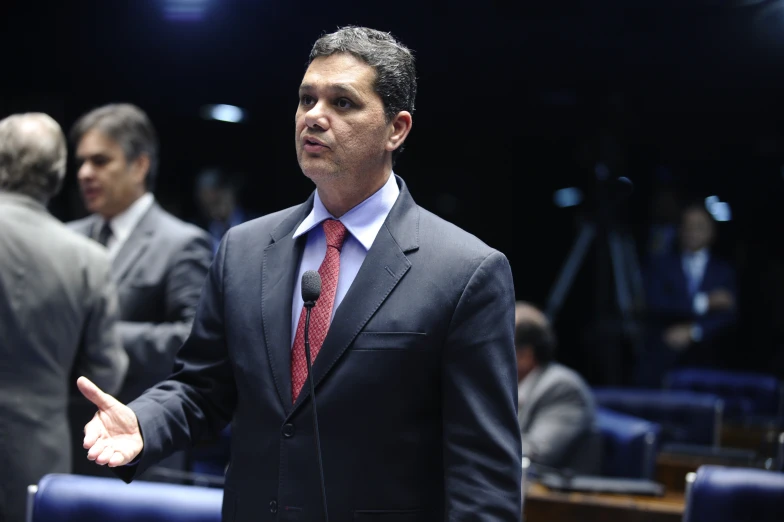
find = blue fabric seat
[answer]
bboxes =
[664,367,783,423]
[684,465,784,522]
[27,473,222,522]
[593,387,723,446]
[595,407,661,479]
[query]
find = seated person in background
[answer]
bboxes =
[515,301,600,474]
[637,203,737,386]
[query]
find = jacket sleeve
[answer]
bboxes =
[442,251,523,521]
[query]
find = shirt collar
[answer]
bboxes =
[293,173,400,251]
[105,192,155,244]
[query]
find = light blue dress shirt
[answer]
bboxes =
[290,173,400,349]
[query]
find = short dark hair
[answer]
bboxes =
[308,26,417,163]
[515,315,557,365]
[70,103,159,190]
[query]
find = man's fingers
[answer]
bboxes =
[95,445,115,466]
[87,437,108,461]
[108,452,129,468]
[83,414,103,449]
[77,376,119,411]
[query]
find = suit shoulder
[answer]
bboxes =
[154,206,211,243]
[540,364,593,401]
[417,206,502,260]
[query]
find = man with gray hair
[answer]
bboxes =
[0,112,128,522]
[77,27,522,521]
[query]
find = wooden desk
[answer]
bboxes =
[524,482,684,522]
[656,450,765,492]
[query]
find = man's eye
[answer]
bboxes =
[336,98,352,109]
[300,95,315,105]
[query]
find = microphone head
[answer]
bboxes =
[301,270,322,303]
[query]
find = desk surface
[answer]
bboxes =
[524,482,684,522]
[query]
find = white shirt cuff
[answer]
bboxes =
[693,292,709,315]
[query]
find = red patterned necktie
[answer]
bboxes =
[291,219,348,402]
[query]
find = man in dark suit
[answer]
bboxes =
[635,203,737,386]
[66,103,212,476]
[0,113,128,522]
[76,27,522,521]
[515,302,600,474]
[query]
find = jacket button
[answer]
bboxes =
[282,423,295,438]
[270,500,278,513]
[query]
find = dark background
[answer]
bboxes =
[2,0,783,383]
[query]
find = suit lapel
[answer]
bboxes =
[112,204,157,283]
[262,199,313,415]
[291,176,419,415]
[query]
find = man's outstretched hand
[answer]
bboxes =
[77,376,144,467]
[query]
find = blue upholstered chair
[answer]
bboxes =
[595,407,661,479]
[663,367,783,423]
[593,387,724,447]
[683,465,784,522]
[27,473,222,522]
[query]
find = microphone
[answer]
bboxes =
[301,270,329,522]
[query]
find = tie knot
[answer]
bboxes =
[97,220,113,247]
[322,219,348,251]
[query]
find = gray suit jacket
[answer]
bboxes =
[0,192,128,522]
[68,200,212,403]
[518,363,600,474]
[116,176,523,521]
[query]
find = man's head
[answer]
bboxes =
[295,27,415,199]
[0,112,67,204]
[70,103,158,219]
[679,204,716,253]
[195,167,237,223]
[514,301,557,381]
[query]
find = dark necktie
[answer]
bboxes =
[290,219,348,402]
[96,221,113,247]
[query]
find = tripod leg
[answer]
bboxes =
[608,231,634,323]
[545,223,596,323]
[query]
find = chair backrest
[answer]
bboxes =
[593,387,723,446]
[28,473,223,522]
[595,407,661,479]
[684,465,784,522]
[664,367,782,420]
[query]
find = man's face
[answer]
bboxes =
[680,208,715,253]
[295,53,393,187]
[76,129,146,219]
[198,186,234,222]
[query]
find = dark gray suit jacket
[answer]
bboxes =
[68,200,213,403]
[0,192,128,522]
[518,363,600,474]
[117,177,523,521]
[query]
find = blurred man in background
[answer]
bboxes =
[193,166,251,254]
[637,203,737,386]
[515,301,600,474]
[66,103,212,477]
[0,113,128,522]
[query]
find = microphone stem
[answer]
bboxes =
[303,303,329,522]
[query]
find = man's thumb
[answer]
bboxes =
[77,376,119,411]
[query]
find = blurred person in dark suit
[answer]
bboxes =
[66,103,212,477]
[635,203,737,386]
[0,113,128,522]
[193,167,252,254]
[74,27,522,521]
[515,302,600,474]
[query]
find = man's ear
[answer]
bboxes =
[385,111,413,153]
[131,154,150,185]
